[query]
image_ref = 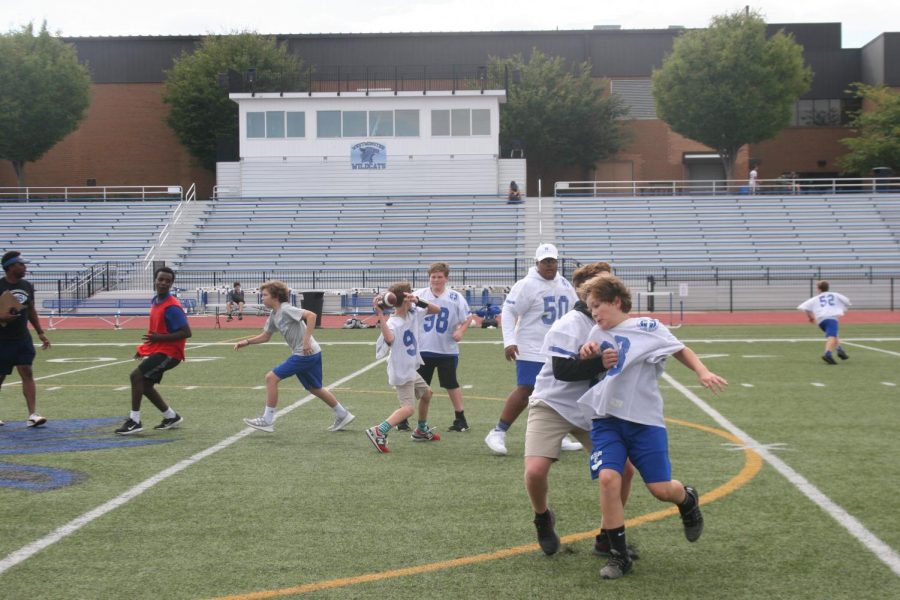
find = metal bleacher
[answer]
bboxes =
[1,200,179,269]
[554,194,900,267]
[176,196,526,269]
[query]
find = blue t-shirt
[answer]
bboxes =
[152,294,189,332]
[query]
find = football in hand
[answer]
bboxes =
[376,291,401,309]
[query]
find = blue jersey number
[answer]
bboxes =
[541,296,570,325]
[819,294,835,307]
[403,330,418,356]
[423,307,450,334]
[599,336,631,376]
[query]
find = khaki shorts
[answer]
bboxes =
[524,400,591,460]
[395,373,431,408]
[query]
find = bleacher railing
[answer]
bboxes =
[144,183,196,269]
[0,185,184,202]
[555,177,900,197]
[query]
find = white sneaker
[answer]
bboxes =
[560,435,583,452]
[0,419,5,426]
[243,416,274,433]
[484,428,508,455]
[27,414,47,428]
[328,411,355,432]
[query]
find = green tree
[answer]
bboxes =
[0,22,91,187]
[489,49,630,179]
[652,10,812,180]
[163,32,304,171]
[838,84,900,175]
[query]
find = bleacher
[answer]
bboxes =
[176,196,525,269]
[0,200,179,269]
[554,194,900,266]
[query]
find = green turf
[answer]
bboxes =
[1,323,898,598]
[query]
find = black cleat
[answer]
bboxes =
[396,419,411,431]
[534,509,560,555]
[154,414,183,430]
[822,353,837,365]
[593,533,640,560]
[600,549,633,580]
[115,418,143,435]
[680,486,704,542]
[836,348,849,360]
[447,418,469,432]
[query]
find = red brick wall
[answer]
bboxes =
[0,83,214,197]
[750,127,855,177]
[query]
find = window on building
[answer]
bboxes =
[342,111,367,137]
[317,111,341,137]
[369,110,394,136]
[432,109,450,136]
[451,109,471,136]
[792,99,855,127]
[472,109,490,135]
[395,110,419,136]
[286,112,305,137]
[266,111,285,138]
[247,112,265,138]
[797,100,815,126]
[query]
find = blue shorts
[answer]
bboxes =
[818,319,839,338]
[589,417,672,484]
[0,336,36,376]
[516,360,543,386]
[272,353,324,390]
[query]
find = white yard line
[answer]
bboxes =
[663,372,900,577]
[842,342,900,358]
[0,356,387,576]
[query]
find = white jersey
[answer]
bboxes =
[577,318,684,428]
[264,304,321,356]
[797,292,851,324]
[414,286,470,356]
[385,308,426,386]
[501,267,577,363]
[529,307,595,430]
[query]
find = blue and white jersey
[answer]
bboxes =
[797,292,851,324]
[385,307,426,386]
[529,308,595,430]
[577,318,684,428]
[501,267,577,363]
[414,286,470,356]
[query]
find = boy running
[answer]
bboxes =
[797,280,851,364]
[235,280,353,433]
[366,282,441,453]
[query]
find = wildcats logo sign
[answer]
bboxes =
[351,142,386,170]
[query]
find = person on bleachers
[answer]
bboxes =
[226,282,245,321]
[0,251,50,428]
[507,180,523,204]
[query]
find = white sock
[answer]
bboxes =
[263,406,276,423]
[163,408,176,419]
[130,411,141,423]
[333,403,348,419]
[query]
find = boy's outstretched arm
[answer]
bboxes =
[673,347,728,394]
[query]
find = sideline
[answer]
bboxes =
[662,372,900,577]
[0,357,387,576]
[842,342,900,358]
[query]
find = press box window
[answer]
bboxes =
[317,111,341,138]
[286,112,305,137]
[472,109,490,135]
[451,109,471,136]
[432,110,450,136]
[395,110,419,136]
[266,111,285,138]
[369,110,394,136]
[343,111,367,137]
[247,112,265,138]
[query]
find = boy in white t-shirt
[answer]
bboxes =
[577,274,727,580]
[797,280,852,365]
[366,282,441,453]
[234,280,354,433]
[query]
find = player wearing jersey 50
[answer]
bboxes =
[576,274,727,580]
[413,262,472,432]
[484,243,580,456]
[797,280,851,365]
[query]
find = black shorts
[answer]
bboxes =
[0,336,36,376]
[417,355,460,390]
[138,353,181,384]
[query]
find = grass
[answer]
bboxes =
[1,323,899,599]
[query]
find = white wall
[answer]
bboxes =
[498,159,527,195]
[214,162,242,197]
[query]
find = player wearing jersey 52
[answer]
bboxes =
[484,243,579,456]
[797,280,852,365]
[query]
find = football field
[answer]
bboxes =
[1,323,899,599]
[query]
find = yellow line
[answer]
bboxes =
[209,418,763,600]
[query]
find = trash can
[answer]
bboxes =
[300,291,325,328]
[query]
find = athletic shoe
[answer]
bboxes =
[484,428,508,455]
[822,353,837,365]
[836,347,849,360]
[27,414,47,428]
[593,533,640,560]
[600,549,633,580]
[447,418,469,432]
[0,419,5,426]
[366,427,390,453]
[243,416,274,433]
[411,426,441,442]
[226,315,233,322]
[154,414,183,430]
[328,412,356,432]
[561,435,583,451]
[533,509,560,555]
[238,314,242,321]
[680,486,704,542]
[396,419,411,431]
[115,418,143,435]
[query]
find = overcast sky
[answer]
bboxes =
[1,0,894,48]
